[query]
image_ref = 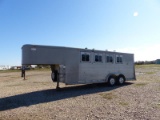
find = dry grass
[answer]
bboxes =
[99,92,117,100]
[145,72,155,74]
[0,68,50,73]
[134,83,148,87]
[119,101,129,106]
[135,64,160,69]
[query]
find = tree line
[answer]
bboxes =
[135,60,156,65]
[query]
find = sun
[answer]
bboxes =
[133,12,139,17]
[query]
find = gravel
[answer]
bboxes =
[0,65,160,120]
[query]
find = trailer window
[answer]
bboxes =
[106,55,113,63]
[116,55,123,63]
[95,53,102,62]
[81,52,90,62]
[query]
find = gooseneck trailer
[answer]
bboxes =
[22,44,136,89]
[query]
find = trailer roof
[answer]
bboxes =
[22,44,134,55]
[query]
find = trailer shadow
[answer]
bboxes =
[0,82,133,111]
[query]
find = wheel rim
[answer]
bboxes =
[119,77,124,84]
[110,78,115,85]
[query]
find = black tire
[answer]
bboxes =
[108,76,116,86]
[117,75,126,85]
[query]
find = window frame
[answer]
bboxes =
[106,54,114,63]
[116,55,123,64]
[80,52,91,62]
[94,53,103,63]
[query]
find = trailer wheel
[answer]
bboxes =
[117,75,125,85]
[108,76,116,86]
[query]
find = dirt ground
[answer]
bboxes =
[0,65,160,120]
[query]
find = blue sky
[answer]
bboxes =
[0,0,160,65]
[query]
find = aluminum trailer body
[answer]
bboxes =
[22,44,136,86]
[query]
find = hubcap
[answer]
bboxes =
[119,77,124,84]
[110,78,115,85]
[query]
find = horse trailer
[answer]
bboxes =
[22,44,136,88]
